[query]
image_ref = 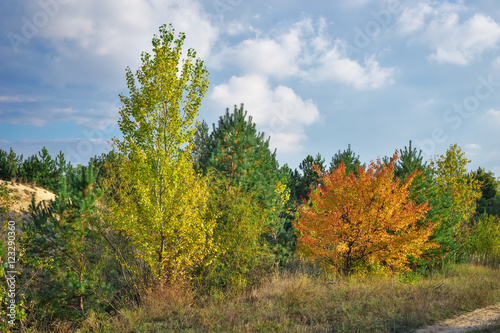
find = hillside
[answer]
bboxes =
[1,180,56,213]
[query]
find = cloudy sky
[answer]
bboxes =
[1,0,500,175]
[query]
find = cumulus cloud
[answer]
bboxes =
[23,0,218,86]
[309,47,395,89]
[428,14,500,65]
[210,74,320,153]
[482,109,500,124]
[397,2,435,35]
[397,2,500,65]
[3,0,217,131]
[213,18,395,89]
[212,20,309,78]
[208,17,395,152]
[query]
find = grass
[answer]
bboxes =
[64,261,500,333]
[469,324,500,333]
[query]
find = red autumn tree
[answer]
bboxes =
[294,152,435,275]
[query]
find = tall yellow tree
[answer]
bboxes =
[107,24,214,282]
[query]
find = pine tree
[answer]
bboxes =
[199,104,283,215]
[395,141,433,205]
[290,153,326,202]
[330,144,365,176]
[24,160,102,320]
[471,167,499,217]
[0,148,22,181]
[192,120,211,170]
[197,104,290,263]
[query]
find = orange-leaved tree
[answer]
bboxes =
[294,152,436,275]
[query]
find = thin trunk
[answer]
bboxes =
[79,185,87,316]
[157,101,168,278]
[79,252,84,316]
[158,235,165,277]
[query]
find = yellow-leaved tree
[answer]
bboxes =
[107,24,214,282]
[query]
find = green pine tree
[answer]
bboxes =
[470,167,499,217]
[23,159,103,320]
[330,144,365,176]
[290,153,326,202]
[197,104,291,264]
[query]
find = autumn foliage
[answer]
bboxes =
[294,152,436,275]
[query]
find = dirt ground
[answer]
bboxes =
[2,180,55,213]
[415,302,500,333]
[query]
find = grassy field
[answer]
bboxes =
[46,260,500,333]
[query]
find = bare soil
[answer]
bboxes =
[415,302,500,332]
[2,180,55,213]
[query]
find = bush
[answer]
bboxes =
[464,214,500,261]
[194,174,270,292]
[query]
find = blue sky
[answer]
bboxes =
[1,0,500,175]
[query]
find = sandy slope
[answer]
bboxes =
[2,180,56,212]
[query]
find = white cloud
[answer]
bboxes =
[310,46,395,89]
[4,0,216,131]
[464,143,481,158]
[212,20,309,78]
[0,95,39,103]
[428,14,500,65]
[397,3,435,35]
[493,56,500,68]
[465,143,481,150]
[423,98,435,106]
[213,18,395,89]
[397,2,500,65]
[210,74,320,153]
[482,109,500,123]
[25,0,218,86]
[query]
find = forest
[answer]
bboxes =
[1,24,500,332]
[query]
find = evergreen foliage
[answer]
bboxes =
[195,104,292,264]
[0,147,67,191]
[0,148,22,181]
[471,167,500,217]
[23,160,104,320]
[330,144,365,176]
[289,153,325,202]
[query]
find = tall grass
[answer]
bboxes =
[64,261,500,333]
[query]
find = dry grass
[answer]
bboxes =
[70,262,500,333]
